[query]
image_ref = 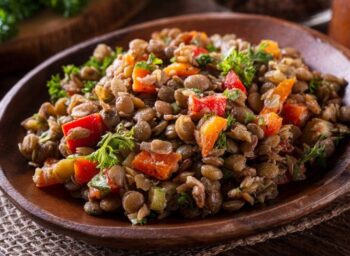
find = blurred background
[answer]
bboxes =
[0,0,348,96]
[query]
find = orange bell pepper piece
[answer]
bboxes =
[200,116,227,157]
[261,78,296,114]
[132,63,156,93]
[132,151,182,180]
[163,63,200,77]
[260,40,281,58]
[282,103,308,126]
[74,158,99,185]
[259,112,283,136]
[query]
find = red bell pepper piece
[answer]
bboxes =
[193,47,208,58]
[224,70,247,95]
[188,94,227,117]
[132,151,182,180]
[62,113,107,152]
[282,103,308,126]
[74,158,99,185]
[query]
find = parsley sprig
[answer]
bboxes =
[87,124,135,169]
[293,141,325,180]
[219,44,272,87]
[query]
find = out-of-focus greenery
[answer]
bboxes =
[0,0,90,43]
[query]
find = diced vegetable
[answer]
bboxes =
[259,112,282,136]
[62,113,107,152]
[193,47,208,57]
[224,70,247,94]
[149,187,167,213]
[260,40,281,58]
[132,62,156,93]
[33,158,75,187]
[132,151,182,180]
[74,158,99,185]
[261,78,296,114]
[282,103,308,126]
[163,63,200,77]
[200,116,227,157]
[86,124,135,169]
[88,172,112,199]
[188,95,227,117]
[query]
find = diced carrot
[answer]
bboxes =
[132,64,156,93]
[163,63,200,77]
[261,78,296,114]
[132,151,182,180]
[259,112,283,136]
[261,40,281,58]
[200,116,227,157]
[74,158,99,185]
[282,103,308,126]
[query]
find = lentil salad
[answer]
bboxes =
[18,28,350,224]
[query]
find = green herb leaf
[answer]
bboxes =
[135,61,154,71]
[47,74,66,103]
[206,43,217,52]
[88,173,111,194]
[223,89,240,101]
[226,113,236,128]
[215,132,227,149]
[84,46,123,75]
[244,111,256,124]
[147,53,163,65]
[309,78,322,93]
[63,64,80,77]
[293,140,326,180]
[177,192,194,209]
[82,80,97,94]
[196,53,212,67]
[219,49,256,87]
[86,124,135,169]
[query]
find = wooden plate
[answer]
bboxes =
[1,13,350,250]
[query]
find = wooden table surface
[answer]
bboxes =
[1,0,350,255]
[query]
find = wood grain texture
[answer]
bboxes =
[0,0,148,74]
[1,13,350,250]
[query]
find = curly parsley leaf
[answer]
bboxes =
[309,78,322,93]
[47,74,66,103]
[293,141,325,180]
[62,64,80,77]
[206,43,217,52]
[219,49,256,87]
[215,132,227,149]
[177,192,194,209]
[86,124,135,169]
[219,44,272,87]
[223,89,240,102]
[84,46,123,75]
[82,80,97,93]
[147,53,163,65]
[196,53,212,67]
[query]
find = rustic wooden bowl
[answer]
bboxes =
[1,13,350,250]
